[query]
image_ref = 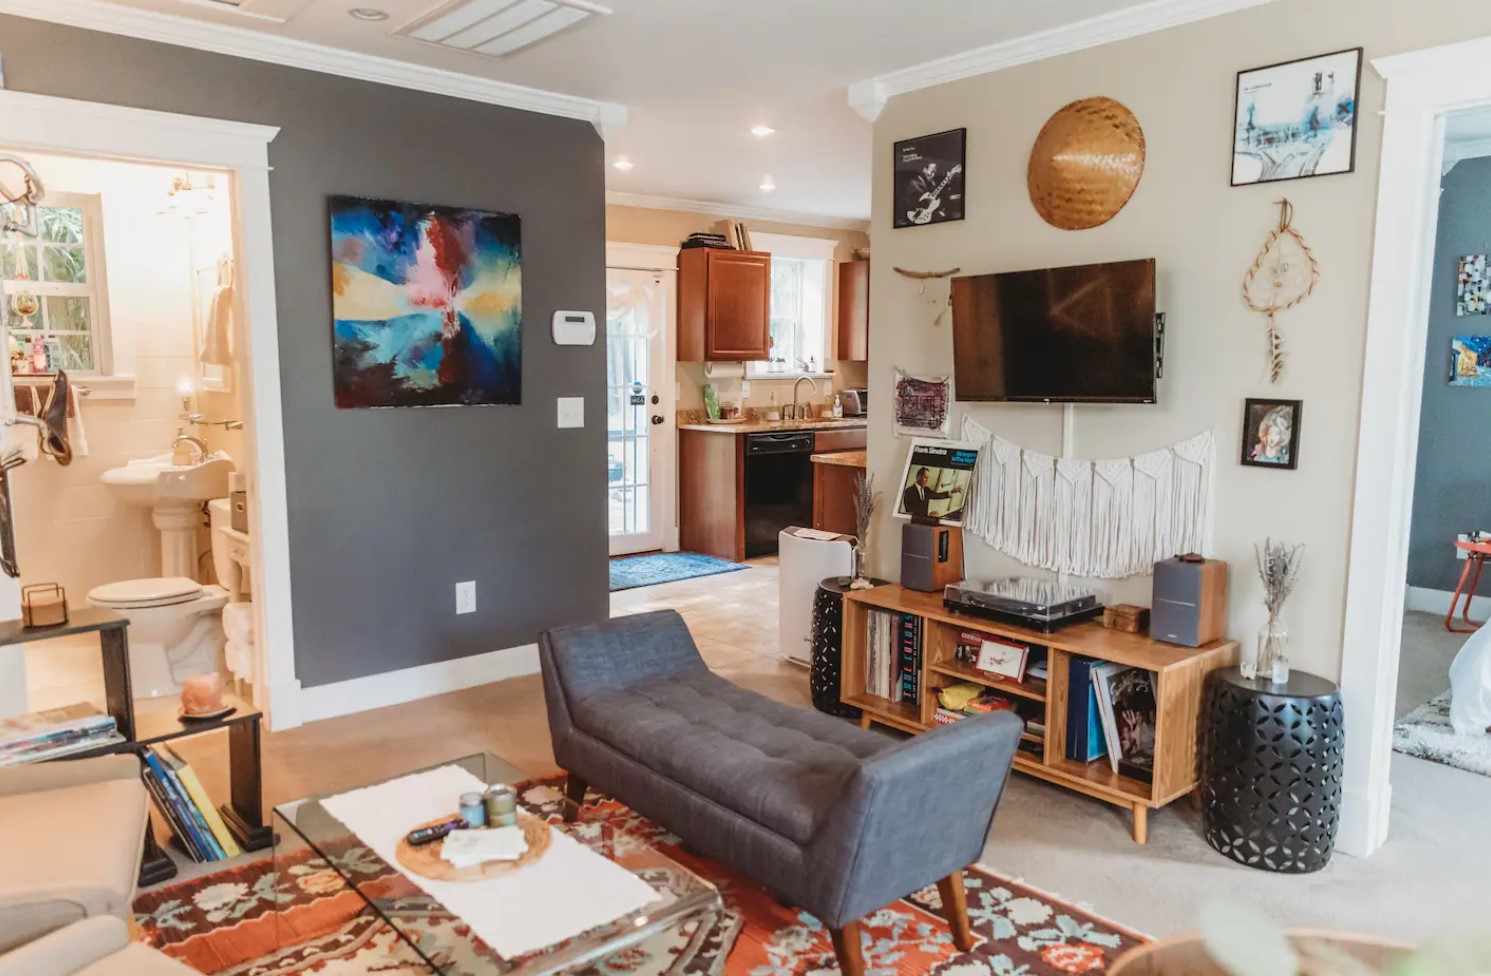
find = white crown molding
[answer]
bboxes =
[848,0,1277,120]
[0,0,628,135]
[1443,136,1491,175]
[606,191,870,233]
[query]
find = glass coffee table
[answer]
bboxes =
[273,752,722,976]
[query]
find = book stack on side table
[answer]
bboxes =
[839,584,1237,844]
[0,703,125,764]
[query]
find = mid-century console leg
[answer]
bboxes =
[1131,805,1149,845]
[937,871,974,951]
[830,920,866,976]
[563,773,587,823]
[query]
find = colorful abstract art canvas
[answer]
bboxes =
[330,195,521,408]
[1451,336,1491,387]
[1457,255,1489,317]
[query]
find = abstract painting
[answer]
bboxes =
[1458,255,1489,317]
[330,195,521,408]
[1232,48,1363,186]
[892,368,951,438]
[1451,336,1491,387]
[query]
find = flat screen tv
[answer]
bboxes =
[950,258,1158,403]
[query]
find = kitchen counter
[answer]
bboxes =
[677,418,868,435]
[811,450,867,468]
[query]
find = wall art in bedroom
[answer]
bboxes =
[1451,336,1491,387]
[1232,48,1362,186]
[1457,254,1489,316]
[329,195,521,409]
[893,128,965,229]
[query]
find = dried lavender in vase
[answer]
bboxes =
[851,473,880,589]
[1252,538,1304,683]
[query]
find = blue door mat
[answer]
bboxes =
[609,552,749,592]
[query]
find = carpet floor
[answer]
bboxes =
[609,553,749,592]
[1393,691,1491,777]
[133,777,1145,976]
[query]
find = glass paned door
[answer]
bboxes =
[607,267,669,555]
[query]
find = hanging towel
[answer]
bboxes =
[200,258,236,367]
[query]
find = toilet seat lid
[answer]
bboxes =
[90,577,203,609]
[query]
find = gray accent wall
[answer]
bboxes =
[1408,157,1491,593]
[0,16,609,687]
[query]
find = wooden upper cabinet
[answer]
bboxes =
[678,248,772,362]
[836,260,870,361]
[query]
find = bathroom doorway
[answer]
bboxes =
[0,92,294,728]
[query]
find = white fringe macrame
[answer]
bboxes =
[962,417,1215,579]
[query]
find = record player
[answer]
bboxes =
[944,577,1103,632]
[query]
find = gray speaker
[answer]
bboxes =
[901,522,963,593]
[1151,556,1228,647]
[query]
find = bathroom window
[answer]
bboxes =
[2,191,113,375]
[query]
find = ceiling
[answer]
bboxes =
[48,0,1192,225]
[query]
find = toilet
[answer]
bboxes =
[87,577,229,698]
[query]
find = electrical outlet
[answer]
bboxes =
[557,397,584,428]
[1459,534,1473,560]
[456,581,476,614]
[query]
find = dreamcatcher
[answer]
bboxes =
[1242,198,1319,383]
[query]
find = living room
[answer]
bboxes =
[3,1,1491,975]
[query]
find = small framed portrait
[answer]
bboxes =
[1241,398,1302,470]
[894,128,966,229]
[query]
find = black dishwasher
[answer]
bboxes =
[743,431,816,557]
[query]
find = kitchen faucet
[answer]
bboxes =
[784,376,819,422]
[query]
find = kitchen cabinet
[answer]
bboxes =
[678,248,772,362]
[836,260,870,362]
[812,451,867,537]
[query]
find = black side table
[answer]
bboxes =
[1201,667,1345,873]
[810,577,887,718]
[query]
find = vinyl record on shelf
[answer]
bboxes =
[1028,97,1146,231]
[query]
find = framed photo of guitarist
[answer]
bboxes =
[894,128,966,229]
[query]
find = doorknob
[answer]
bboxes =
[650,415,664,426]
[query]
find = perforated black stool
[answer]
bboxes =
[1201,667,1344,873]
[809,577,886,719]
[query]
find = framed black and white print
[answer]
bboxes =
[894,128,966,228]
[1231,48,1363,187]
[1240,398,1302,470]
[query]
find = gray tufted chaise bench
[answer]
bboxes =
[540,610,1023,976]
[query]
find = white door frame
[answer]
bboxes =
[0,90,302,730]
[1339,35,1491,858]
[605,242,679,554]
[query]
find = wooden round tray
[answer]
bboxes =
[395,811,552,882]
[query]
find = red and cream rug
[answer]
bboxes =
[134,778,1145,976]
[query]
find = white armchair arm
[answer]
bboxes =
[0,916,128,976]
[0,756,139,798]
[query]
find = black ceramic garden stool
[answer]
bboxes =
[1201,667,1345,873]
[809,577,884,719]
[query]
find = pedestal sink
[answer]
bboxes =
[103,453,234,577]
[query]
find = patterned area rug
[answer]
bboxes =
[609,553,748,592]
[1393,691,1491,777]
[134,778,1145,976]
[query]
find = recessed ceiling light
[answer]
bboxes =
[613,156,634,171]
[759,175,776,192]
[348,7,389,20]
[751,125,776,137]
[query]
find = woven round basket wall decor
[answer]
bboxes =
[1028,97,1146,231]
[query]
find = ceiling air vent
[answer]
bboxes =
[398,0,610,58]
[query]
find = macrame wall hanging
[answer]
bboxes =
[894,266,960,328]
[961,417,1215,579]
[1243,198,1319,383]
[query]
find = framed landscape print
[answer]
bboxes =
[894,128,966,228]
[1240,398,1302,470]
[1450,336,1491,387]
[1231,48,1363,186]
[330,195,522,409]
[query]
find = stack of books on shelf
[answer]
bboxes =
[0,703,123,765]
[140,745,243,863]
[865,609,922,704]
[1065,657,1157,782]
[679,231,734,250]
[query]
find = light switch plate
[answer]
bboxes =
[557,397,585,428]
[456,581,476,615]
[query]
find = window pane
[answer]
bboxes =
[41,246,87,284]
[38,207,85,245]
[52,333,93,372]
[44,296,90,333]
[2,245,35,280]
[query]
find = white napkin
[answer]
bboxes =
[319,765,658,959]
[442,826,528,867]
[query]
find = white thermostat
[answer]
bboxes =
[552,310,596,346]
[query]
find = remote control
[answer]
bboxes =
[406,818,468,847]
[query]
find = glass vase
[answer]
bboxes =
[1256,614,1290,684]
[851,543,869,587]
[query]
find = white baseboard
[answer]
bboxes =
[297,643,540,725]
[1336,783,1391,858]
[1404,585,1491,619]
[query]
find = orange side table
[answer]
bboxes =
[1446,539,1491,632]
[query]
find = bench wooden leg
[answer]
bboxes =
[830,921,865,976]
[563,773,587,824]
[937,871,974,952]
